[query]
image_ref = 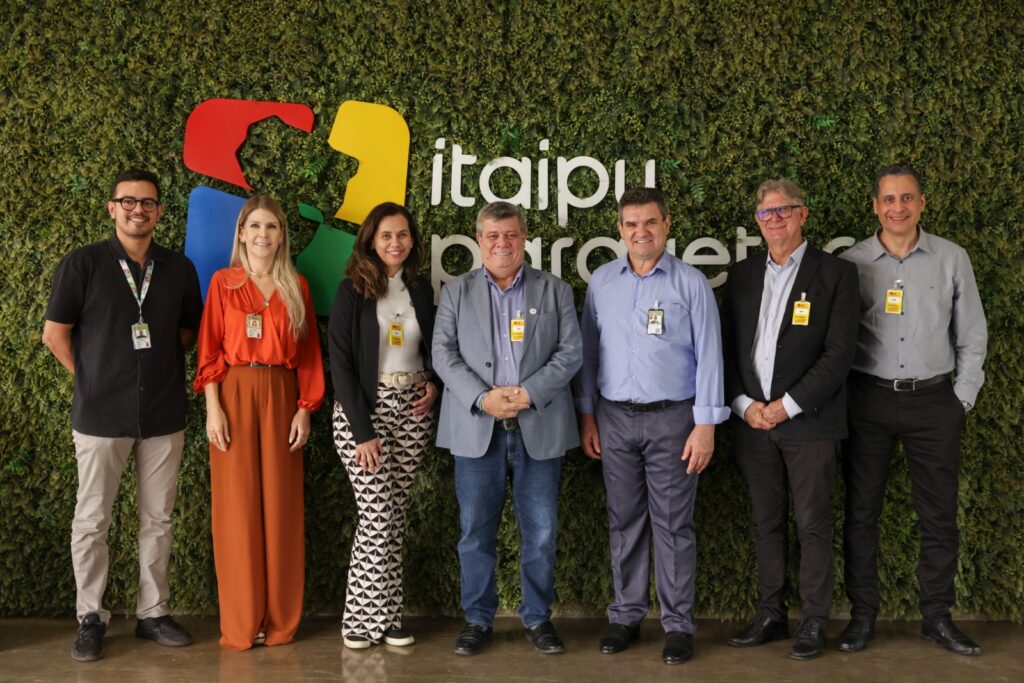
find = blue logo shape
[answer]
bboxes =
[184,186,247,299]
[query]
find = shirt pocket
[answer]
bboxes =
[658,300,691,340]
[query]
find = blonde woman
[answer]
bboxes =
[194,194,324,650]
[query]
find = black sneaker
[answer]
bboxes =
[383,627,415,646]
[135,615,193,647]
[71,613,106,662]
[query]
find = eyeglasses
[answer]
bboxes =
[113,197,160,212]
[754,204,802,221]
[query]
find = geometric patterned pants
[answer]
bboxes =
[332,383,434,641]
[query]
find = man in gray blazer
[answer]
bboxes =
[433,201,582,656]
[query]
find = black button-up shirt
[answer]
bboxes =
[45,235,203,438]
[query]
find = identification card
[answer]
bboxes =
[647,308,664,335]
[389,320,404,347]
[246,313,263,339]
[131,322,151,350]
[885,289,904,315]
[510,316,525,342]
[792,300,811,326]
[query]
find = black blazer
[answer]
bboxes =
[328,275,438,444]
[721,243,860,440]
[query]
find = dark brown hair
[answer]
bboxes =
[618,187,667,222]
[345,202,424,300]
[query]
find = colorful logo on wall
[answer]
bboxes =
[182,98,410,314]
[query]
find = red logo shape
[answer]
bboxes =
[183,99,315,190]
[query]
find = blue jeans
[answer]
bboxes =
[454,427,562,628]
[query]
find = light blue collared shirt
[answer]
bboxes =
[731,241,807,420]
[484,265,526,387]
[577,251,729,425]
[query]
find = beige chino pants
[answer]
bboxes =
[71,429,184,623]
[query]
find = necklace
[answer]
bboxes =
[247,270,273,278]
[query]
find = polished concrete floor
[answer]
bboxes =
[1,617,1021,683]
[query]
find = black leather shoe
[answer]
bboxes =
[524,621,564,654]
[71,613,106,662]
[838,619,875,652]
[662,631,694,665]
[135,615,193,647]
[599,622,641,654]
[922,617,981,656]
[790,618,827,660]
[453,623,493,656]
[728,613,789,647]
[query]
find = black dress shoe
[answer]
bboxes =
[453,623,493,656]
[599,622,640,654]
[838,619,875,653]
[662,631,694,665]
[524,621,564,654]
[135,615,193,647]
[728,613,789,647]
[790,618,827,660]
[922,617,981,656]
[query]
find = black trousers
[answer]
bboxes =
[842,374,965,622]
[733,416,838,620]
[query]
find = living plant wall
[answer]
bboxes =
[1,0,1021,620]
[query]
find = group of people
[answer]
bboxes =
[42,163,986,667]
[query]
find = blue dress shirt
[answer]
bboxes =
[484,265,526,387]
[577,251,729,425]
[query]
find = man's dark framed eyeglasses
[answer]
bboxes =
[113,197,161,212]
[754,204,802,221]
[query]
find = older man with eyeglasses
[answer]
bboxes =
[42,169,203,662]
[720,179,860,660]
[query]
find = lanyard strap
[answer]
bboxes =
[119,259,154,321]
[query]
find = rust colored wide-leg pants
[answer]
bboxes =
[211,366,304,650]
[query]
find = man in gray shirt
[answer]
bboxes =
[838,164,987,656]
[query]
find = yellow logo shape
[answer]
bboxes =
[329,100,410,222]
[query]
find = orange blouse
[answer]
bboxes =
[194,267,325,411]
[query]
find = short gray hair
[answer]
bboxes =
[755,178,804,207]
[475,201,526,235]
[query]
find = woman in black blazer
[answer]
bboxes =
[328,202,439,650]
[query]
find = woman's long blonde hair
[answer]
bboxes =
[228,194,308,340]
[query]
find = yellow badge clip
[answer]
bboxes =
[389,319,404,347]
[792,293,810,326]
[885,280,904,315]
[510,311,525,342]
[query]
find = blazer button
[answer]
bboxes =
[485,362,492,368]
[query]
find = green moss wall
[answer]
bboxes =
[1,0,1021,620]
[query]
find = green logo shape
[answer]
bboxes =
[295,202,356,316]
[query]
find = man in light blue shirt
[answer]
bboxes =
[576,187,729,665]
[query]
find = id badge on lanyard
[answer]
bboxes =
[119,259,153,350]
